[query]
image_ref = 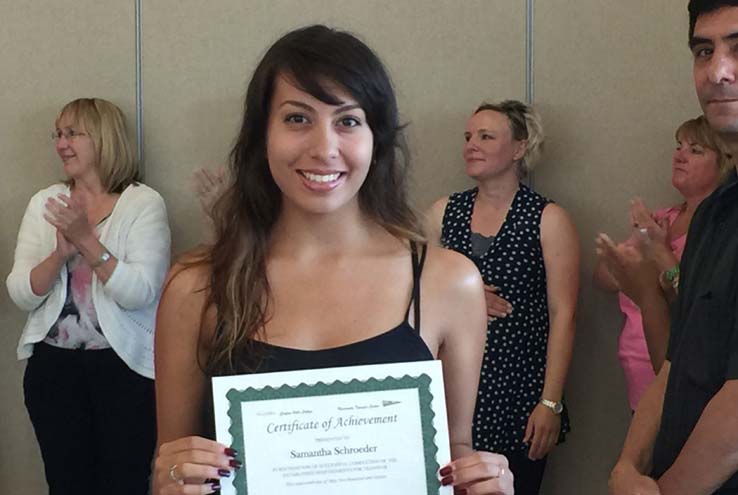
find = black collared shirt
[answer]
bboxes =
[652,170,738,493]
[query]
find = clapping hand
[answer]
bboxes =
[595,233,660,304]
[192,166,227,219]
[629,198,678,272]
[43,193,93,247]
[53,230,78,261]
[629,198,668,246]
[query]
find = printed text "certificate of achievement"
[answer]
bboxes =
[212,361,451,495]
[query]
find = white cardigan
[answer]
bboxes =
[6,182,171,378]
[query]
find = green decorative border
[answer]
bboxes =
[225,374,439,495]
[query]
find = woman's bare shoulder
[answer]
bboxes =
[426,196,450,224]
[157,249,217,344]
[428,196,450,217]
[422,245,484,299]
[541,202,575,229]
[162,249,212,302]
[419,245,486,346]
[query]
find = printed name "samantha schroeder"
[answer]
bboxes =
[290,444,379,458]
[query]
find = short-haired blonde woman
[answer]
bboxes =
[594,115,731,412]
[6,98,171,494]
[427,100,580,495]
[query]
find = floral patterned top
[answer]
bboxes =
[44,218,110,350]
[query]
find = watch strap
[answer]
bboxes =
[90,251,111,268]
[540,398,563,414]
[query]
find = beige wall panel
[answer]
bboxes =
[0,3,135,493]
[534,2,698,493]
[142,0,526,251]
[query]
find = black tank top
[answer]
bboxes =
[248,242,432,372]
[203,243,433,437]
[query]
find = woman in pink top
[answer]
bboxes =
[595,116,732,410]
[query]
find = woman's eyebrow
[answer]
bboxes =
[278,101,361,115]
[279,100,315,111]
[333,103,361,114]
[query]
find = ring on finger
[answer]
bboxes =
[168,464,185,485]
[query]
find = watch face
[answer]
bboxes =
[554,402,563,414]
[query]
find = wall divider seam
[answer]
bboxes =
[135,0,144,175]
[526,0,534,105]
[526,0,535,188]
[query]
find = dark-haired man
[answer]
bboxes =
[608,1,738,494]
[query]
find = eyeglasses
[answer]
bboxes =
[51,129,87,141]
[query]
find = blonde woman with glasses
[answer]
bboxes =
[7,98,170,495]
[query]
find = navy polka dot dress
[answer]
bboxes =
[441,184,570,454]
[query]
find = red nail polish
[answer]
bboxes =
[441,475,454,486]
[229,459,243,469]
[211,482,221,491]
[218,469,231,477]
[439,466,453,477]
[224,447,238,457]
[456,489,468,495]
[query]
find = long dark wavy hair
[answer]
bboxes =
[198,25,424,375]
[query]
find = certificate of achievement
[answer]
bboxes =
[212,360,452,495]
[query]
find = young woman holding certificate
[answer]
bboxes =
[152,25,513,495]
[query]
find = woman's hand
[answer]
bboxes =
[439,451,514,495]
[629,199,677,270]
[523,403,561,460]
[484,285,512,319]
[595,233,660,305]
[192,167,227,219]
[43,194,93,246]
[630,198,668,246]
[54,230,78,261]
[153,436,240,494]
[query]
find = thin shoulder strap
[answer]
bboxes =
[405,242,428,333]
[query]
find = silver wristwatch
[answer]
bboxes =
[91,251,111,268]
[540,398,563,414]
